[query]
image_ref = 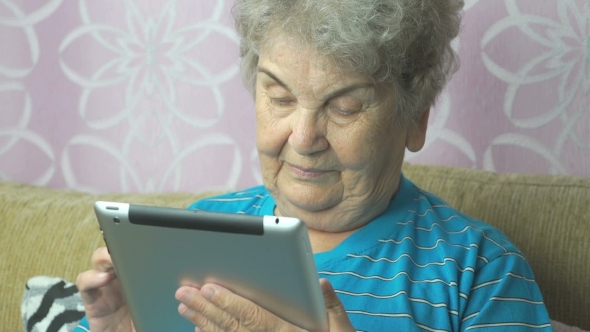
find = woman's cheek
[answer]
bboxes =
[256,121,288,157]
[256,112,289,156]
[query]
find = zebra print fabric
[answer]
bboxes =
[21,276,85,332]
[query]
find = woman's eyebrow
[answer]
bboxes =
[323,83,374,101]
[258,67,292,92]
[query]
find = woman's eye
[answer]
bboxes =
[270,98,296,107]
[329,105,360,117]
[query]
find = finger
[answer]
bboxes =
[90,247,115,272]
[320,279,344,313]
[320,279,354,331]
[176,286,244,332]
[76,269,117,305]
[177,303,225,332]
[195,284,299,332]
[76,269,113,292]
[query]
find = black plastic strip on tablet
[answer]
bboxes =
[128,205,264,235]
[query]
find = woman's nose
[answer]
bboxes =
[288,108,328,155]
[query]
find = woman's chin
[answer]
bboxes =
[276,186,342,215]
[273,185,370,233]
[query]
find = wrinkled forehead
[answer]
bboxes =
[259,32,371,85]
[258,44,360,95]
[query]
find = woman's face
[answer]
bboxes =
[255,40,427,232]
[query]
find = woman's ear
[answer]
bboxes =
[406,109,430,152]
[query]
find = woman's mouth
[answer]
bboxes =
[286,163,329,179]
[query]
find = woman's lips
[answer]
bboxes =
[286,163,329,179]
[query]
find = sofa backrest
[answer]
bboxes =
[0,182,216,331]
[2,163,589,330]
[403,163,590,330]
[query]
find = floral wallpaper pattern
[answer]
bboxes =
[1,0,588,193]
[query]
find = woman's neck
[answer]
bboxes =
[307,227,357,253]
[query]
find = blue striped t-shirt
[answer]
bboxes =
[75,174,552,331]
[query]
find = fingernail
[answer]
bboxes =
[201,286,215,300]
[178,290,193,303]
[98,272,109,279]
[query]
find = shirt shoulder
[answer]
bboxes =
[187,186,273,215]
[404,182,521,266]
[317,176,550,330]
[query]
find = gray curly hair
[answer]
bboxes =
[232,0,463,126]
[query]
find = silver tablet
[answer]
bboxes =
[94,201,327,332]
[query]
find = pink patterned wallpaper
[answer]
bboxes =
[1,0,589,193]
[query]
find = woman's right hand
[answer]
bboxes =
[76,247,135,332]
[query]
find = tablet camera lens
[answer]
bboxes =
[275,218,279,224]
[113,217,120,224]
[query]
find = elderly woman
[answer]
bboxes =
[74,0,552,331]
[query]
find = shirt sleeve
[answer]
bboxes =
[72,316,90,331]
[460,253,552,331]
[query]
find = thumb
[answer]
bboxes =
[320,279,354,331]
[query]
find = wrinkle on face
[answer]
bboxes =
[254,37,415,233]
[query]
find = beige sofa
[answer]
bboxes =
[2,163,589,331]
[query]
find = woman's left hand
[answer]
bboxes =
[175,278,355,332]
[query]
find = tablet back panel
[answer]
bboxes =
[95,201,327,332]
